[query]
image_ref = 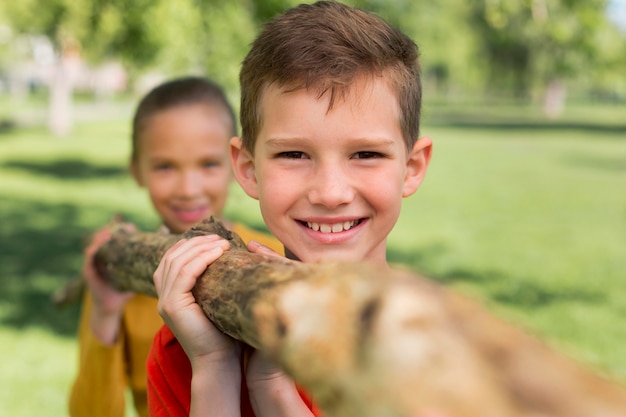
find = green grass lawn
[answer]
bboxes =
[0,98,625,415]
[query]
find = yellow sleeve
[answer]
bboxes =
[69,291,127,417]
[232,223,285,255]
[122,295,162,417]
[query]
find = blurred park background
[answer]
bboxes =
[0,0,625,416]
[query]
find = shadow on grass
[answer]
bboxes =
[388,246,605,308]
[424,111,626,135]
[0,197,136,337]
[2,158,127,180]
[560,153,626,173]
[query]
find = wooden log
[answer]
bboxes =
[51,275,85,307]
[95,217,626,417]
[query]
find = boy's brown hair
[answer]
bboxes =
[239,0,421,154]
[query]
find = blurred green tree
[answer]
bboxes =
[1,0,168,135]
[469,0,626,114]
[2,0,162,67]
[1,0,624,124]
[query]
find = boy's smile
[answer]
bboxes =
[232,75,431,265]
[298,217,366,245]
[304,219,361,234]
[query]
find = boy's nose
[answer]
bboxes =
[307,165,355,208]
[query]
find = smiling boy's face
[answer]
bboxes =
[231,76,431,264]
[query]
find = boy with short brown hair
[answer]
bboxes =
[147,2,432,416]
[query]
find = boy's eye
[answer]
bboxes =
[277,151,307,159]
[353,151,383,159]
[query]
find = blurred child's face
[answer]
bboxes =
[131,103,233,234]
[232,76,431,264]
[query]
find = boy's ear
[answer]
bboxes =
[129,161,144,187]
[230,137,259,200]
[402,136,432,198]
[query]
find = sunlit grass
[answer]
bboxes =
[0,328,77,417]
[389,123,626,379]
[0,98,625,416]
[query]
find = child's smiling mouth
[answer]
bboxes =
[303,219,362,233]
[173,207,208,223]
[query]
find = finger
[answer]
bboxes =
[165,239,227,291]
[162,235,225,263]
[156,237,229,296]
[166,245,226,298]
[160,236,229,282]
[86,228,111,253]
[153,238,191,291]
[82,228,112,280]
[121,222,138,233]
[157,244,227,317]
[247,240,283,258]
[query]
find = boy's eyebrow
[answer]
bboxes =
[264,137,303,146]
[346,137,398,148]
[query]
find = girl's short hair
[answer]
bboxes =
[131,76,236,162]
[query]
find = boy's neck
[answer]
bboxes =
[283,246,391,270]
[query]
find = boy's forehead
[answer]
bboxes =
[255,76,404,151]
[259,76,396,115]
[260,83,322,109]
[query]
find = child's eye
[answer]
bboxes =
[154,163,173,171]
[202,161,221,169]
[353,151,383,159]
[277,151,307,159]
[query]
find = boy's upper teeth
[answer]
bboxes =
[307,220,357,233]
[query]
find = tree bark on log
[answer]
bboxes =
[95,217,626,417]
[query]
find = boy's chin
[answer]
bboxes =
[296,248,373,264]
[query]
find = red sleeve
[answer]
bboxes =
[297,386,324,417]
[146,325,192,417]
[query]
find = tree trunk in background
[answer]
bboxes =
[48,38,83,137]
[543,78,567,119]
[95,217,626,417]
[48,58,73,137]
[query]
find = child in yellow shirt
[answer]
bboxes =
[69,76,282,417]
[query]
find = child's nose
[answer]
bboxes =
[178,171,202,197]
[307,165,355,208]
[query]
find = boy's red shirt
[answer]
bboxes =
[146,324,323,416]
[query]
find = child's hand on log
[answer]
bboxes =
[83,225,135,345]
[153,235,242,367]
[247,240,283,258]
